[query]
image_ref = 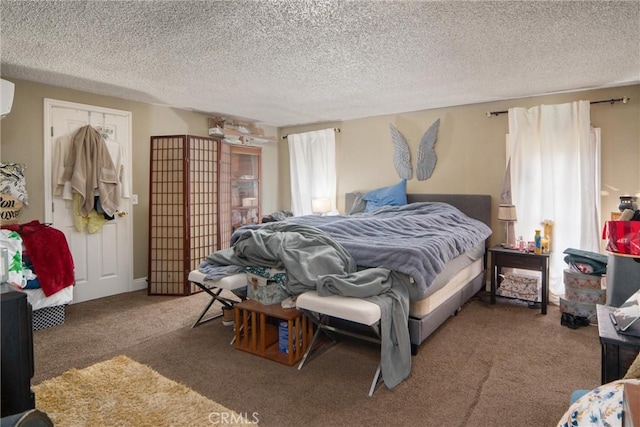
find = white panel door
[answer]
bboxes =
[44,99,133,303]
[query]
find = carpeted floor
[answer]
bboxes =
[32,289,600,427]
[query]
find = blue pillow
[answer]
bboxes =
[362,180,407,212]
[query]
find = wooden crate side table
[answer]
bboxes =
[234,299,313,366]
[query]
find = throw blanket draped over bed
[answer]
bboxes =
[201,222,411,389]
[316,268,411,389]
[205,222,356,294]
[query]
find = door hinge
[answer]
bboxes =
[52,203,54,213]
[51,126,54,137]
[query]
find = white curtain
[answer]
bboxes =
[287,128,336,216]
[507,101,601,301]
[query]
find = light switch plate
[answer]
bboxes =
[131,194,138,205]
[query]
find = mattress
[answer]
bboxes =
[409,259,482,318]
[409,244,484,318]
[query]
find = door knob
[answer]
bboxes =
[117,210,127,217]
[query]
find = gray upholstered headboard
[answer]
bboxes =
[345,193,492,237]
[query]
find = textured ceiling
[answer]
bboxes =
[1,1,639,127]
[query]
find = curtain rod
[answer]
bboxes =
[486,97,630,117]
[281,128,341,139]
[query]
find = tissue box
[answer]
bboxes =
[246,273,289,305]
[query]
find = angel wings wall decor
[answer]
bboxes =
[416,118,440,181]
[390,124,412,180]
[389,119,440,181]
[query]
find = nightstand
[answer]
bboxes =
[488,246,550,315]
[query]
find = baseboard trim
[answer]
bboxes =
[132,277,147,292]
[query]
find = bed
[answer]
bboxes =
[195,192,492,391]
[345,193,492,353]
[198,193,492,354]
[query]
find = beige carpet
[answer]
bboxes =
[33,355,255,427]
[32,290,602,427]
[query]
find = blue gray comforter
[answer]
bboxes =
[253,202,492,298]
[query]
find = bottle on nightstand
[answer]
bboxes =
[534,230,542,255]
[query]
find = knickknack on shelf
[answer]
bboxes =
[207,117,275,145]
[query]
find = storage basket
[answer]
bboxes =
[559,298,597,323]
[33,305,65,330]
[496,272,541,302]
[563,269,603,290]
[565,285,606,305]
[603,220,640,256]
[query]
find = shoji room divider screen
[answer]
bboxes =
[148,135,231,296]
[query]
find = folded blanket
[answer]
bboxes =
[563,248,607,276]
[1,221,74,296]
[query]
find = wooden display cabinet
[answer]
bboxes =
[230,145,261,232]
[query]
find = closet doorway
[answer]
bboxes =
[43,99,133,303]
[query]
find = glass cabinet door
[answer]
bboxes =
[230,146,261,231]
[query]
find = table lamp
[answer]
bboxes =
[498,204,517,248]
[312,198,331,215]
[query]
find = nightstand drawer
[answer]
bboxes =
[494,253,544,270]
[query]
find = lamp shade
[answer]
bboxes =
[312,198,331,214]
[497,204,517,221]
